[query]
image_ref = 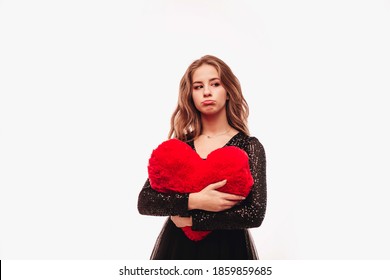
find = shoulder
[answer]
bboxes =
[235,132,264,148]
[233,133,265,158]
[247,135,264,150]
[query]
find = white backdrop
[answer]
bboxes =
[1,0,389,259]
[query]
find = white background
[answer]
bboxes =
[1,0,389,259]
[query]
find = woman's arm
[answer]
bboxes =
[190,137,267,230]
[137,179,190,216]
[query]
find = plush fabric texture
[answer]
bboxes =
[148,138,254,241]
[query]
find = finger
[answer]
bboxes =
[223,200,239,207]
[206,179,227,190]
[218,201,238,211]
[220,193,246,201]
[170,216,178,226]
[170,216,180,223]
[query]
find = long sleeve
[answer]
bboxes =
[191,136,267,231]
[137,178,190,216]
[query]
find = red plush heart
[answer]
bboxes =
[148,139,254,241]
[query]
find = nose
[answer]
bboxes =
[203,85,212,97]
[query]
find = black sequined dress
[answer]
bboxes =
[137,132,267,260]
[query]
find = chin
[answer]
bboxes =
[200,108,216,113]
[197,104,226,116]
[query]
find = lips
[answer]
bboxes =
[202,100,216,105]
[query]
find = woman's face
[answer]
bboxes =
[191,64,228,117]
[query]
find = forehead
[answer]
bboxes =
[192,64,219,82]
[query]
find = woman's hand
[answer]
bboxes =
[188,179,245,212]
[170,216,192,228]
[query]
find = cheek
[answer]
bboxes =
[216,88,227,99]
[192,92,201,103]
[191,92,201,109]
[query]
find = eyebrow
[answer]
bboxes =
[192,77,220,84]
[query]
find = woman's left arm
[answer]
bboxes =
[190,137,267,230]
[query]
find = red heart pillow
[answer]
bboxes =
[148,139,254,241]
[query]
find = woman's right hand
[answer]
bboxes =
[188,179,246,212]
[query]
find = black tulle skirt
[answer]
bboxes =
[150,218,258,260]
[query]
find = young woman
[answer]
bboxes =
[137,55,267,260]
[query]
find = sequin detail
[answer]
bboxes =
[137,131,267,230]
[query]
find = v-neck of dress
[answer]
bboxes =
[189,131,242,159]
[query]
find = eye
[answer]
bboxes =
[211,82,220,87]
[193,85,203,90]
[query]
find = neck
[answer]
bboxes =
[200,113,231,135]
